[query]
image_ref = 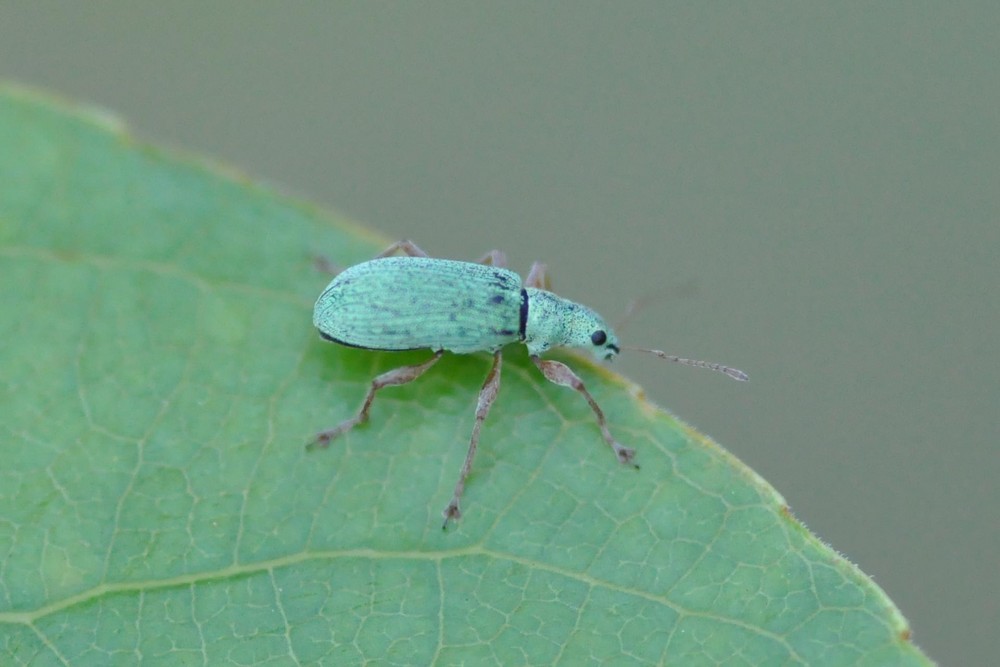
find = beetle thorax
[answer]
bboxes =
[523,288,620,360]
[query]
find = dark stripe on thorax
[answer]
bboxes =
[518,288,529,340]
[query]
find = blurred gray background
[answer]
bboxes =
[3,3,997,664]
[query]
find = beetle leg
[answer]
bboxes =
[473,249,508,268]
[375,241,509,267]
[312,255,343,276]
[374,239,431,258]
[524,261,552,290]
[530,356,637,466]
[442,349,503,528]
[310,351,444,449]
[316,239,432,276]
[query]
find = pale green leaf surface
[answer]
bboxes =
[0,87,930,666]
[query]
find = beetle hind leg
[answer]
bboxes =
[442,350,503,528]
[312,255,343,276]
[309,351,444,449]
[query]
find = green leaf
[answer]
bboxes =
[0,86,930,666]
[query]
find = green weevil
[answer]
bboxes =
[311,240,747,527]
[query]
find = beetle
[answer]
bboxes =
[310,240,747,527]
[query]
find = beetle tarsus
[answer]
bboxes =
[441,500,462,529]
[613,442,637,466]
[309,419,358,450]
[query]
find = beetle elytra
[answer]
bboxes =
[310,240,747,527]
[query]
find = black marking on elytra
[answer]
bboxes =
[492,275,516,290]
[317,329,422,352]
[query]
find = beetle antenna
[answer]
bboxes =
[623,346,749,381]
[613,280,699,332]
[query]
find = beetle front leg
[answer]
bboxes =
[530,356,637,466]
[309,351,444,449]
[442,349,503,528]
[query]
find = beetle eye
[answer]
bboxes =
[591,330,607,346]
